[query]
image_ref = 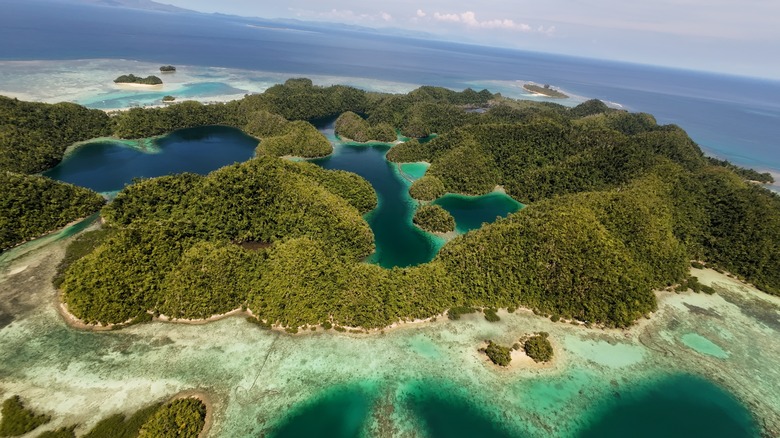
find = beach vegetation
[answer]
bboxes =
[83,403,162,438]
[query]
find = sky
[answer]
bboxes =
[156,0,780,79]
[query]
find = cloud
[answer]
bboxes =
[431,10,533,32]
[291,8,393,24]
[416,9,426,18]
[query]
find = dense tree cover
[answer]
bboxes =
[483,308,500,322]
[162,95,175,102]
[0,396,50,437]
[413,204,455,233]
[82,403,162,438]
[53,228,116,288]
[0,172,105,250]
[36,427,76,438]
[408,175,446,201]
[523,84,568,98]
[707,157,774,183]
[29,80,777,330]
[483,341,512,366]
[334,111,396,142]
[0,96,111,173]
[524,332,553,362]
[113,74,162,85]
[62,157,376,324]
[138,398,206,438]
[255,120,332,157]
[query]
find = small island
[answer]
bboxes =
[413,204,455,233]
[523,83,568,98]
[159,65,177,73]
[114,74,163,86]
[162,95,176,102]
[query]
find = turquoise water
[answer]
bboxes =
[311,142,442,268]
[43,125,258,193]
[433,192,523,234]
[578,374,757,437]
[312,125,523,268]
[266,375,757,438]
[78,82,247,109]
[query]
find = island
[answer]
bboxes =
[113,74,163,86]
[2,78,779,334]
[523,83,568,98]
[162,95,176,102]
[159,65,177,72]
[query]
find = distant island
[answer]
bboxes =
[162,95,176,102]
[113,74,163,85]
[159,65,177,72]
[523,83,568,98]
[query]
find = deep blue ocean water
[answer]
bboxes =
[1,0,779,179]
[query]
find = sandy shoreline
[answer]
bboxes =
[113,82,164,91]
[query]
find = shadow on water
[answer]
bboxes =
[404,381,524,438]
[577,373,759,438]
[267,385,378,438]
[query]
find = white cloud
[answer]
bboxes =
[381,11,393,22]
[416,9,426,18]
[432,11,533,32]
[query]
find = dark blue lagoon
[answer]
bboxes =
[43,125,258,193]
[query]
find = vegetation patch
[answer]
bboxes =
[483,340,512,366]
[413,204,455,233]
[524,332,554,363]
[113,74,162,85]
[335,111,396,142]
[0,395,50,437]
[138,398,206,438]
[523,83,568,98]
[409,175,446,201]
[1,173,105,250]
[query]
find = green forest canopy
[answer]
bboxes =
[2,79,778,330]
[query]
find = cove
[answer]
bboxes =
[433,192,522,234]
[43,125,258,193]
[311,140,442,268]
[313,124,522,268]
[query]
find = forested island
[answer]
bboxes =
[523,83,568,98]
[2,78,779,332]
[159,65,177,72]
[113,74,163,85]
